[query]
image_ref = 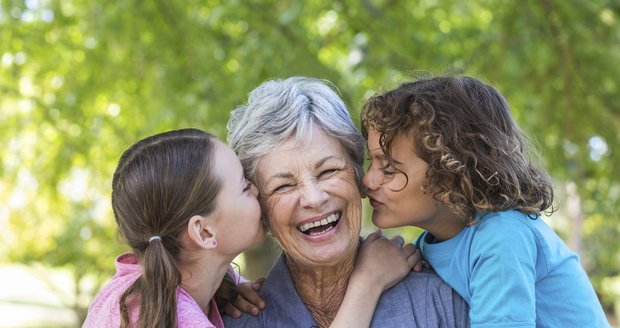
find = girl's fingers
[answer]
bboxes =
[252,277,265,292]
[234,296,259,316]
[223,303,242,318]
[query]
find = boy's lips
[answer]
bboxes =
[367,196,384,208]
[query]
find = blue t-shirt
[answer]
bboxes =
[416,209,609,328]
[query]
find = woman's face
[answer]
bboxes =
[363,129,460,240]
[255,127,362,267]
[211,141,265,256]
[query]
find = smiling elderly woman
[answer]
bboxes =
[222,77,469,328]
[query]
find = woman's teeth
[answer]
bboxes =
[297,212,341,235]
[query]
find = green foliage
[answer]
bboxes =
[1,0,619,319]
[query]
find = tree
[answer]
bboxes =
[2,0,618,324]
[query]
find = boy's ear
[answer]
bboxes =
[187,215,217,249]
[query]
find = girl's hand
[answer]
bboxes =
[222,277,265,318]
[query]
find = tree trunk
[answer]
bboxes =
[565,182,584,259]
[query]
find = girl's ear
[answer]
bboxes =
[187,215,217,249]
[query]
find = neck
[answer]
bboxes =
[287,252,356,328]
[180,253,232,314]
[423,209,466,242]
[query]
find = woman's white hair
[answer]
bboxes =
[227,76,365,187]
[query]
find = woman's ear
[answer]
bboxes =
[187,215,217,249]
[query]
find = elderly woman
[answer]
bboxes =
[223,77,469,327]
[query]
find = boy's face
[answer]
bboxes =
[363,128,462,241]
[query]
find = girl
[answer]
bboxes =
[83,128,416,328]
[361,76,610,327]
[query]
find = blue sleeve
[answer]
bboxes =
[468,217,538,327]
[414,231,427,251]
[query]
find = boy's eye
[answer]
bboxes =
[380,165,396,176]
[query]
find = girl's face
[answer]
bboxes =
[363,129,462,241]
[210,141,265,256]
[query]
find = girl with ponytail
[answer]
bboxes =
[84,128,416,327]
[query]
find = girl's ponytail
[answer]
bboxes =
[113,129,221,327]
[139,238,181,328]
[119,238,182,328]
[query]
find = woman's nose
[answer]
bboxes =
[299,181,328,209]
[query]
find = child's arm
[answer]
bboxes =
[330,229,418,328]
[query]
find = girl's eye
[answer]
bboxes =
[243,181,252,192]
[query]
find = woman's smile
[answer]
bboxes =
[296,211,341,236]
[255,126,362,267]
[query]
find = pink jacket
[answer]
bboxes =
[83,253,224,328]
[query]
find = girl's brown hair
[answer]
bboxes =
[112,128,238,328]
[362,76,555,225]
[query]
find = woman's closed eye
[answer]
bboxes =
[272,183,295,194]
[318,168,339,178]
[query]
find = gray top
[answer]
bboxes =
[224,252,470,327]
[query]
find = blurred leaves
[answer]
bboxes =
[1,0,619,316]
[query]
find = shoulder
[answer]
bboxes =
[178,312,217,328]
[473,210,538,247]
[223,313,262,328]
[176,291,218,327]
[373,269,469,327]
[476,210,534,230]
[398,269,463,299]
[391,269,468,306]
[88,255,142,307]
[466,211,542,277]
[84,264,141,328]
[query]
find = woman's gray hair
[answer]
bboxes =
[227,76,365,188]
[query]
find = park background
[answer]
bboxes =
[1,0,619,326]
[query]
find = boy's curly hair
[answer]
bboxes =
[361,76,555,225]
